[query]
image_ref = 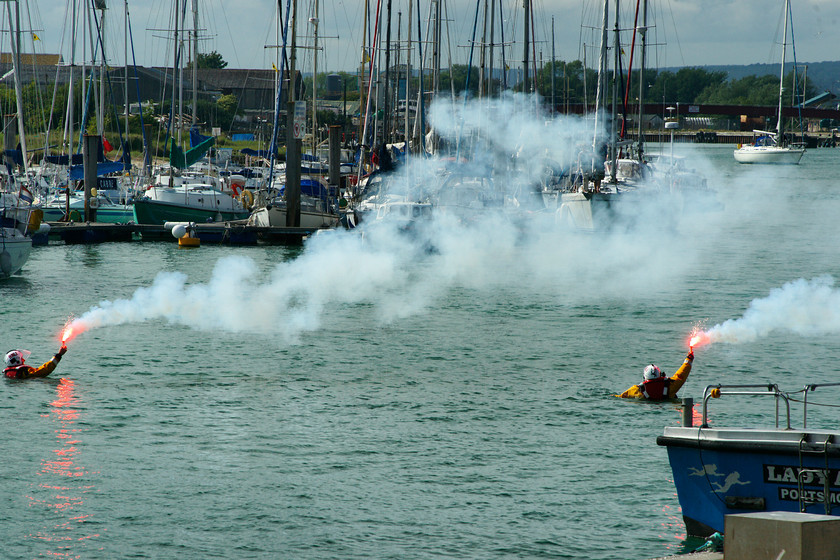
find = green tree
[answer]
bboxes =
[214,94,239,130]
[187,50,228,70]
[648,67,728,105]
[536,59,599,105]
[439,64,480,97]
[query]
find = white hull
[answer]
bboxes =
[0,229,32,277]
[733,145,805,164]
[557,191,621,231]
[249,205,339,229]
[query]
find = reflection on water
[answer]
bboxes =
[660,500,686,552]
[29,378,100,556]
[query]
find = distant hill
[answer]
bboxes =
[665,61,840,95]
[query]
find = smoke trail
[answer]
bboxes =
[704,276,840,344]
[64,93,725,344]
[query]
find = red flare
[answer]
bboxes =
[60,322,83,344]
[688,330,710,349]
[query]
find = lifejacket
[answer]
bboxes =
[640,377,671,401]
[4,365,33,379]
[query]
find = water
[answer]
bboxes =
[3,144,840,559]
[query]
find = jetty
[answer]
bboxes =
[44,220,333,245]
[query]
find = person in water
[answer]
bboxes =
[4,344,67,380]
[617,350,694,400]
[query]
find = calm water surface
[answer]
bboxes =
[3,144,840,559]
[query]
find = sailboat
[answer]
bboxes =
[734,0,805,164]
[133,1,248,226]
[1,1,35,277]
[554,0,626,231]
[246,0,340,233]
[1,188,33,278]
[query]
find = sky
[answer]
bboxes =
[23,0,840,78]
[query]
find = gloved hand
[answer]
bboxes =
[687,350,694,361]
[57,344,67,357]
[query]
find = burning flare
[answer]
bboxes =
[60,320,84,344]
[688,330,711,349]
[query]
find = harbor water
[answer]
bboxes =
[3,144,840,559]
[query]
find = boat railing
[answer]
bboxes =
[802,383,840,429]
[700,384,791,429]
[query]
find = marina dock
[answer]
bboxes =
[44,220,333,245]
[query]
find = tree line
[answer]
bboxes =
[306,63,814,110]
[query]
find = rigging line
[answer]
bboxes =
[127,2,150,174]
[455,0,481,162]
[165,0,188,144]
[529,0,537,96]
[418,0,433,84]
[498,0,506,91]
[214,0,239,68]
[620,0,640,139]
[267,0,292,194]
[87,0,129,159]
[444,0,456,103]
[786,0,804,137]
[415,0,425,155]
[44,0,74,158]
[361,0,383,149]
[356,0,383,186]
[22,0,48,142]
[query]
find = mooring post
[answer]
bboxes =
[681,398,694,427]
[82,134,99,222]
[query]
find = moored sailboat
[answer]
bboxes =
[734,0,805,164]
[0,189,33,277]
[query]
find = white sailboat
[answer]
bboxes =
[247,0,339,233]
[556,0,624,231]
[1,1,34,277]
[1,191,33,278]
[734,0,805,164]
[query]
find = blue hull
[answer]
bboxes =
[658,426,840,536]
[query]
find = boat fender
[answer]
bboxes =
[239,189,255,209]
[27,208,43,234]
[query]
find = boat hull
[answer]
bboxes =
[249,205,339,230]
[657,426,840,537]
[133,199,249,225]
[42,204,135,224]
[557,192,620,231]
[0,230,33,277]
[733,146,805,164]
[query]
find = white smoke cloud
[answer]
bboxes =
[67,93,740,344]
[707,276,840,344]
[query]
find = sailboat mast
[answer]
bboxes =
[637,0,647,159]
[522,0,529,94]
[98,3,105,136]
[551,17,555,112]
[192,0,198,128]
[169,0,179,186]
[65,0,76,157]
[405,0,412,147]
[609,0,619,183]
[776,0,789,140]
[125,0,129,142]
[6,0,26,173]
[488,0,495,96]
[592,0,608,166]
[311,0,319,156]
